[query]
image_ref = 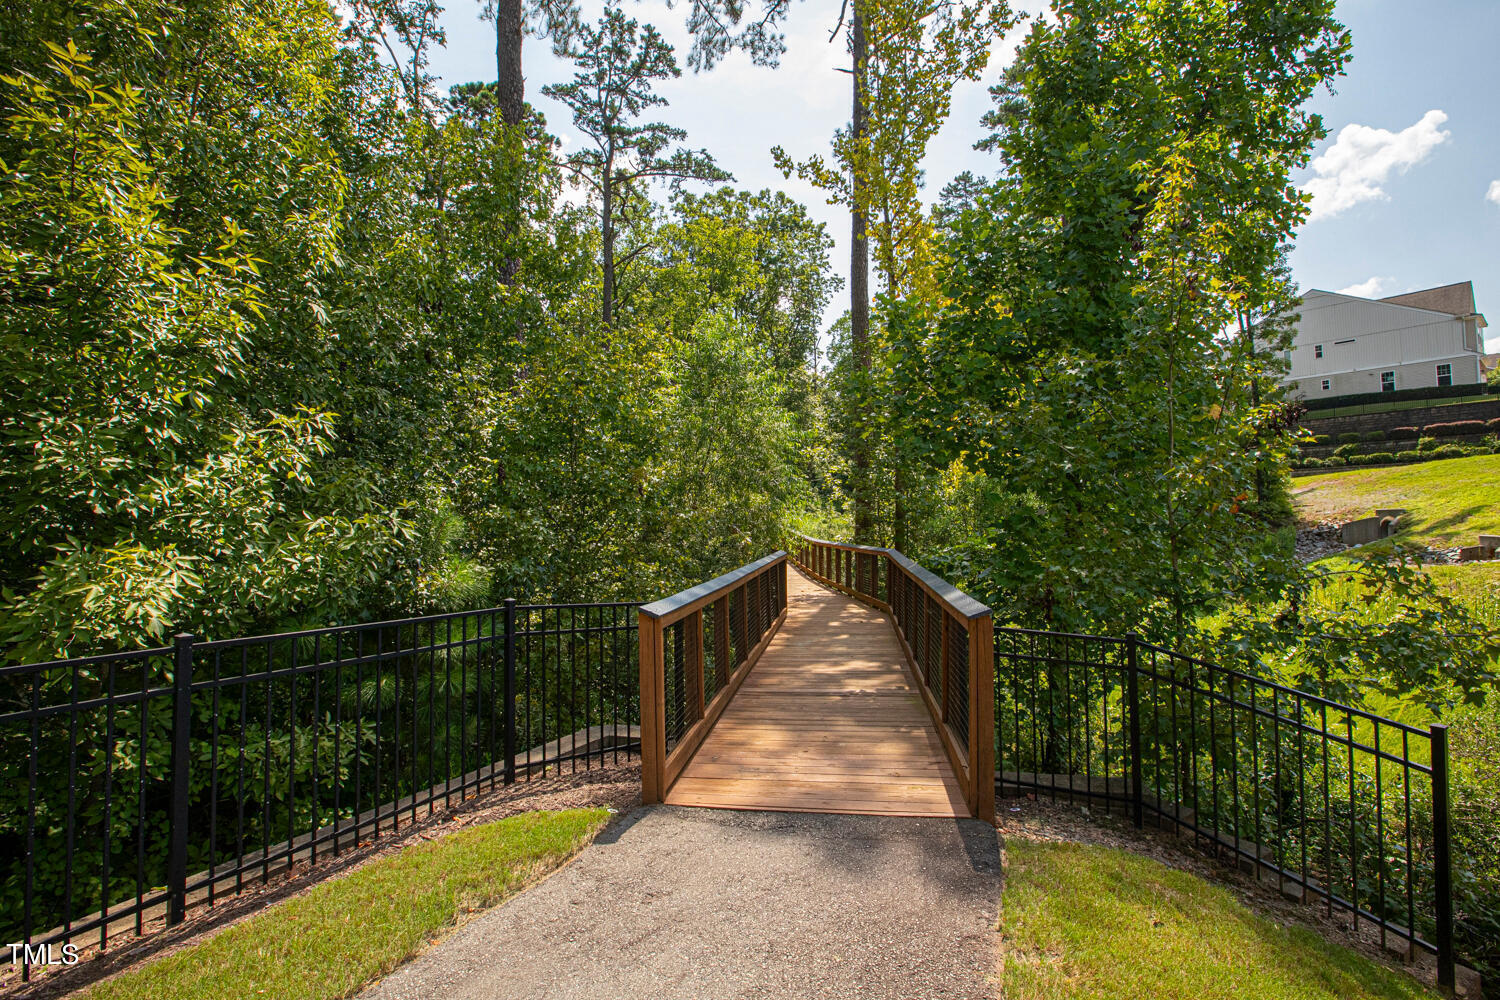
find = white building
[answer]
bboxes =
[1281,281,1488,399]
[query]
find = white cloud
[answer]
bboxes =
[1300,110,1450,222]
[1335,277,1396,299]
[1488,179,1500,205]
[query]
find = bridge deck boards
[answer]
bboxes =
[664,567,966,817]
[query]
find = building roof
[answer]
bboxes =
[1378,281,1477,317]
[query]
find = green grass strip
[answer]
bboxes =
[1294,454,1500,548]
[1001,840,1438,1000]
[84,808,611,1000]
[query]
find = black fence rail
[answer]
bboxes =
[994,627,1460,988]
[0,600,640,981]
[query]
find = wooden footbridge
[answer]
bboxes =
[638,538,995,823]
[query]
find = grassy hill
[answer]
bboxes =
[1001,840,1438,1000]
[1293,455,1500,549]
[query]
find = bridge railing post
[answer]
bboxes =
[685,609,705,724]
[639,609,666,804]
[967,612,995,824]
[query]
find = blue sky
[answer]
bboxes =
[424,0,1499,351]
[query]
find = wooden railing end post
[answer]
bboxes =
[968,612,996,825]
[638,609,666,804]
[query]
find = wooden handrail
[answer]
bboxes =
[792,534,995,824]
[639,552,790,803]
[639,551,787,626]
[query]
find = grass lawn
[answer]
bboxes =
[83,808,610,1000]
[1293,454,1500,548]
[1001,840,1438,1000]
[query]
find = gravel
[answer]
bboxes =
[358,805,1002,1000]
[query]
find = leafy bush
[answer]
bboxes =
[1298,458,1324,469]
[1387,426,1419,440]
[1331,444,1358,459]
[1417,436,1439,451]
[1429,444,1467,460]
[1311,434,1332,446]
[1336,432,1361,445]
[1360,430,1385,442]
[1450,701,1500,984]
[1357,452,1395,465]
[1423,420,1488,437]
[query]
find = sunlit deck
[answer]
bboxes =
[664,568,967,816]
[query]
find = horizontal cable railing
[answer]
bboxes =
[0,599,640,982]
[995,627,1460,988]
[638,552,789,802]
[792,535,994,823]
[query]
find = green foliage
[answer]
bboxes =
[647,187,840,376]
[0,21,398,662]
[543,7,730,324]
[1338,432,1363,445]
[882,0,1348,634]
[0,0,831,664]
[1204,552,1499,712]
[1449,700,1500,980]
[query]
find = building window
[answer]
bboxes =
[1314,344,1324,358]
[1321,379,1331,391]
[1437,363,1452,387]
[1381,371,1396,392]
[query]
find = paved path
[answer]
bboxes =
[359,806,1001,1000]
[666,569,968,816]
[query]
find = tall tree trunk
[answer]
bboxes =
[495,0,524,126]
[602,179,615,324]
[893,466,907,553]
[850,1,874,545]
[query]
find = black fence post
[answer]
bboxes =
[503,599,517,786]
[168,633,194,926]
[1126,633,1143,830]
[1431,722,1455,990]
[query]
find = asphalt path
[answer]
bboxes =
[359,805,1002,1000]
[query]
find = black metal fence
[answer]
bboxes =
[994,627,1459,988]
[0,600,640,980]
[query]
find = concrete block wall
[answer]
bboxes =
[1303,399,1500,438]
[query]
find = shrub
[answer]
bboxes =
[1487,417,1500,433]
[1359,452,1395,465]
[1299,458,1324,469]
[1429,444,1467,460]
[1332,443,1358,459]
[1337,432,1361,445]
[1422,420,1488,437]
[1387,426,1419,440]
[1398,450,1426,463]
[1361,430,1385,442]
[1312,434,1333,446]
[1417,436,1439,451]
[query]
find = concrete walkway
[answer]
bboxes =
[359,805,1001,1000]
